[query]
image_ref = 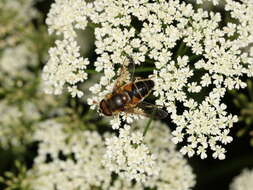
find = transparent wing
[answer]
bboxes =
[113,56,136,92]
[123,107,148,117]
[126,55,135,82]
[136,101,168,119]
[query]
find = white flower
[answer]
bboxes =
[197,146,207,159]
[110,115,121,130]
[212,145,226,160]
[188,82,202,93]
[219,129,233,144]
[195,0,220,6]
[180,145,195,157]
[68,85,84,98]
[200,73,212,87]
[230,169,253,190]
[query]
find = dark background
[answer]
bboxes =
[0,1,252,190]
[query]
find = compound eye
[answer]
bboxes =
[115,95,123,106]
[99,100,112,116]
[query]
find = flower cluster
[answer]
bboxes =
[42,0,94,96]
[30,120,112,190]
[0,0,66,152]
[42,39,89,96]
[0,0,39,88]
[104,120,196,189]
[44,0,253,160]
[0,0,39,151]
[0,100,40,149]
[28,119,195,190]
[0,0,37,49]
[230,169,253,190]
[171,91,236,159]
[0,44,38,83]
[137,120,196,189]
[103,125,158,183]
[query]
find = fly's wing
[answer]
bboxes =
[136,101,168,119]
[113,56,136,92]
[126,55,135,82]
[122,106,148,117]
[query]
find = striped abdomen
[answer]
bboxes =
[124,80,154,103]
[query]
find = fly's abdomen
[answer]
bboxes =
[131,80,154,99]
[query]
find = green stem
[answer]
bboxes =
[84,69,99,74]
[189,54,202,62]
[175,41,186,59]
[143,117,153,137]
[247,80,253,102]
[135,67,155,72]
[87,22,100,29]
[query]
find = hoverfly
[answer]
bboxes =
[99,56,168,119]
